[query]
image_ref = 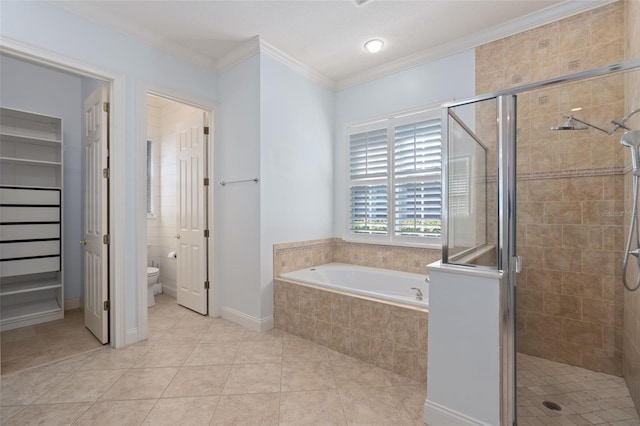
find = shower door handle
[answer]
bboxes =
[512,256,522,273]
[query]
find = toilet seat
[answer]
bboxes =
[147,267,159,276]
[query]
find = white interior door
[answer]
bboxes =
[83,85,109,343]
[176,111,208,315]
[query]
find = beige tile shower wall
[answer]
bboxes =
[476,2,627,375]
[274,279,428,383]
[624,0,640,413]
[476,2,625,94]
[516,175,625,375]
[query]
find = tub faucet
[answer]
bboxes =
[411,287,423,300]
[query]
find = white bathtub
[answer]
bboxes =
[279,263,429,309]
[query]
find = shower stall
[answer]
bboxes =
[426,59,640,426]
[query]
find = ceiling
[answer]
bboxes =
[53,0,608,88]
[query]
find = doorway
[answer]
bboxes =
[0,53,116,372]
[145,94,211,316]
[1,47,125,352]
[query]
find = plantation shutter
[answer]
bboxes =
[349,126,389,235]
[393,117,442,237]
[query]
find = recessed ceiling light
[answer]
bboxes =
[571,107,583,112]
[364,39,384,53]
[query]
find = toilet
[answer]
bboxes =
[147,266,160,307]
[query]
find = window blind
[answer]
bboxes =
[347,111,442,242]
[349,127,388,235]
[393,117,442,237]
[349,128,388,180]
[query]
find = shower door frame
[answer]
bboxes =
[442,58,640,426]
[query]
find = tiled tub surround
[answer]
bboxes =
[273,238,337,278]
[274,277,428,383]
[279,263,428,308]
[273,238,441,277]
[273,240,434,383]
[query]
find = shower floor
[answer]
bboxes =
[517,353,640,425]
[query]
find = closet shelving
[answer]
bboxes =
[0,107,64,331]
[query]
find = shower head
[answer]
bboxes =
[550,116,588,131]
[621,130,640,173]
[621,130,640,148]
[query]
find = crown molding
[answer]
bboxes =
[50,1,217,72]
[217,36,335,90]
[258,39,335,90]
[216,36,261,73]
[336,0,617,90]
[47,0,617,92]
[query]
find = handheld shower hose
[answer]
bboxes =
[621,130,640,292]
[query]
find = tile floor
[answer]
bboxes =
[0,309,104,376]
[517,353,640,426]
[0,294,427,425]
[1,295,638,425]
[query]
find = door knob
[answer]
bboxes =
[80,240,87,245]
[175,234,181,239]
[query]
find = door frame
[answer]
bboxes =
[136,82,217,341]
[0,36,126,348]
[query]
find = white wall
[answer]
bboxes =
[0,54,86,305]
[0,1,219,334]
[215,55,262,320]
[215,52,334,326]
[259,54,334,318]
[333,50,476,236]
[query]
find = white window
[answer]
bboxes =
[146,139,155,217]
[347,109,442,246]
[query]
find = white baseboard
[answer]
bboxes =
[424,400,492,426]
[64,298,81,310]
[125,328,138,345]
[162,286,177,298]
[220,306,273,333]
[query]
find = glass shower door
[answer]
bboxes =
[442,95,518,425]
